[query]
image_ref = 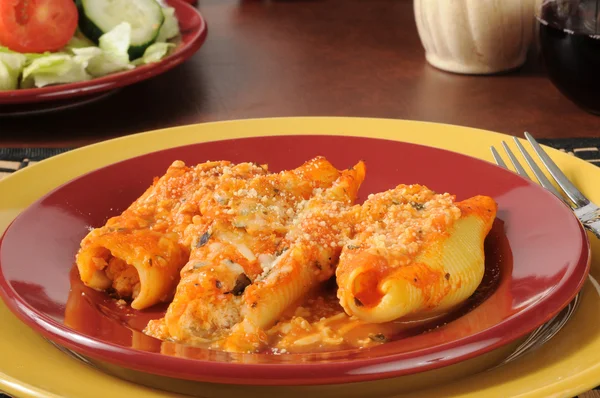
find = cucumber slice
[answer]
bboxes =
[77,0,164,60]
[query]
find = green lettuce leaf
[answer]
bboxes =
[0,52,27,90]
[21,54,92,88]
[99,22,131,61]
[156,7,180,43]
[65,31,96,50]
[132,42,175,66]
[72,23,134,77]
[0,46,53,64]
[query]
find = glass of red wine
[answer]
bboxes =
[537,0,600,114]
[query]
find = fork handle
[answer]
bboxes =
[583,221,600,239]
[575,204,600,239]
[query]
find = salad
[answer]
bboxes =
[0,0,181,91]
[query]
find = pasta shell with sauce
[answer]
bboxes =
[145,157,345,344]
[224,161,367,352]
[336,185,497,324]
[75,160,268,310]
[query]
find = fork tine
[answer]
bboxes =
[501,141,531,180]
[490,146,508,169]
[524,132,589,207]
[512,137,571,205]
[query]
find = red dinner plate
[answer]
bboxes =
[0,135,590,386]
[0,0,207,105]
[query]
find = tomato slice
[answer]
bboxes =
[0,0,78,53]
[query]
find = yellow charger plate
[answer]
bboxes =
[1,117,600,398]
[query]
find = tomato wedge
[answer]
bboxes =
[0,0,79,53]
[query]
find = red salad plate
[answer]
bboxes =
[0,135,590,386]
[0,0,207,105]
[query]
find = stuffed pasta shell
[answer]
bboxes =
[76,160,268,310]
[145,157,346,344]
[336,184,497,323]
[224,161,366,352]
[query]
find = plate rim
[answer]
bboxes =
[0,0,208,105]
[0,130,591,386]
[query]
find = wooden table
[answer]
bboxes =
[2,0,600,148]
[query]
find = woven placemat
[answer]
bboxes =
[0,139,598,398]
[0,139,597,179]
[0,148,70,180]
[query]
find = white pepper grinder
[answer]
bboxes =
[414,0,536,74]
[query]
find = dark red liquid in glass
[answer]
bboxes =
[538,3,600,114]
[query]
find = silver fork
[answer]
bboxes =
[490,132,589,366]
[491,131,600,239]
